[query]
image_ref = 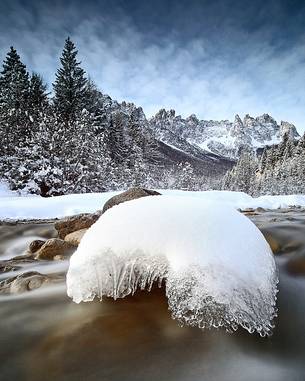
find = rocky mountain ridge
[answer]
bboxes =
[91,95,234,178]
[149,109,299,159]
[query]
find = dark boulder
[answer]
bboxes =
[29,239,46,253]
[102,188,161,214]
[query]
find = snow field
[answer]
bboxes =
[1,187,305,220]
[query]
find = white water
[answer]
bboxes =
[67,196,278,336]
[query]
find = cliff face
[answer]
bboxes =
[95,98,234,178]
[149,109,299,159]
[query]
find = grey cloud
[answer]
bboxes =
[0,0,305,132]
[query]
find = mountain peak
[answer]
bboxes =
[154,108,176,120]
[256,113,277,125]
[186,114,199,125]
[234,114,243,126]
[148,108,300,160]
[280,121,299,139]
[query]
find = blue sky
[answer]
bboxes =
[1,0,305,131]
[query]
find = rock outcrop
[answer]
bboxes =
[149,110,299,159]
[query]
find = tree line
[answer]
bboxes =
[3,37,300,197]
[0,37,210,195]
[0,38,108,195]
[222,132,305,195]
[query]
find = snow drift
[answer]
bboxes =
[0,181,19,197]
[67,196,278,336]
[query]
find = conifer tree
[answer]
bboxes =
[53,37,87,125]
[107,111,129,164]
[0,47,30,155]
[222,150,257,194]
[29,73,49,122]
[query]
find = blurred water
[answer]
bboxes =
[0,214,305,381]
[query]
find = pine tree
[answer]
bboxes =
[84,78,101,114]
[0,47,30,156]
[28,73,49,122]
[222,150,257,194]
[175,162,198,190]
[107,111,129,164]
[259,147,268,173]
[53,37,87,125]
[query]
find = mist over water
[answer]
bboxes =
[1,212,305,381]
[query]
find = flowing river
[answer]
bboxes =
[0,209,305,381]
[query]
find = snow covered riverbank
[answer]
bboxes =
[1,185,305,220]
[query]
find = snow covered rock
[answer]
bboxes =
[67,196,278,336]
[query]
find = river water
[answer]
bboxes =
[0,210,305,381]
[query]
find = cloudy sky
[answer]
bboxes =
[0,0,305,131]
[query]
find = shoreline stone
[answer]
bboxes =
[35,238,75,260]
[64,228,87,246]
[29,239,46,253]
[55,212,101,239]
[0,271,63,294]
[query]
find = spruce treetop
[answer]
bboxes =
[1,47,27,77]
[0,46,29,109]
[53,37,87,123]
[29,73,49,118]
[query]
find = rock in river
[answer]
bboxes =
[0,271,50,294]
[102,187,161,214]
[35,238,75,260]
[29,239,46,253]
[64,228,87,246]
[55,212,101,239]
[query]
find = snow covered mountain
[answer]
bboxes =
[100,99,234,178]
[149,109,299,159]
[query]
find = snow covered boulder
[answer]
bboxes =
[66,196,278,336]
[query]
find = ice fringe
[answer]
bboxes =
[66,196,278,336]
